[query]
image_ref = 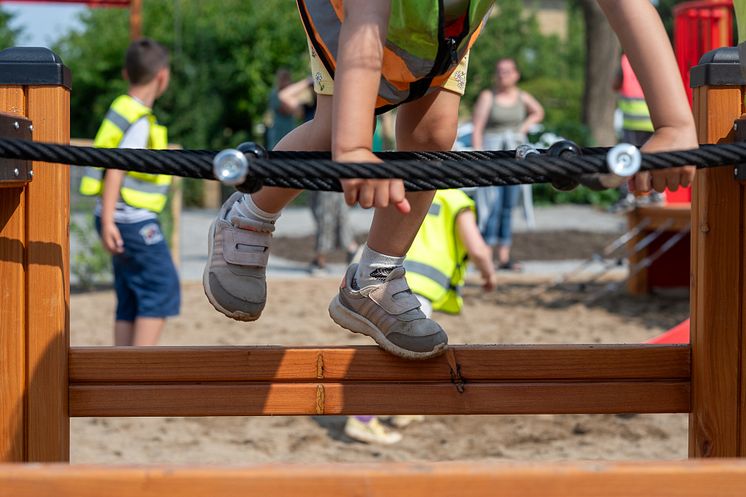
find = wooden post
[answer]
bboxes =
[689,47,746,457]
[130,0,142,40]
[0,48,71,462]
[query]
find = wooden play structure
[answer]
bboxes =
[4,45,746,495]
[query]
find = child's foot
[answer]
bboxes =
[344,417,402,445]
[328,264,448,360]
[203,192,274,321]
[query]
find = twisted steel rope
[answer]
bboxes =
[0,137,741,192]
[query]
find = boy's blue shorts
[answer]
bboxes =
[96,217,181,322]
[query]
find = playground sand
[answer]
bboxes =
[70,276,690,464]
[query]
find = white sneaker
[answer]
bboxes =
[389,414,425,428]
[344,417,402,445]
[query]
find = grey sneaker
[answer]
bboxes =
[203,192,274,321]
[328,264,448,360]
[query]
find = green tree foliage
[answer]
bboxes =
[465,0,588,144]
[56,1,308,149]
[0,8,22,50]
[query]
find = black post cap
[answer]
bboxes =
[690,46,745,88]
[0,47,71,90]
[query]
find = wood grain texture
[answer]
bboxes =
[690,85,745,457]
[0,88,26,463]
[68,345,690,416]
[3,461,746,497]
[24,86,70,462]
[69,344,691,383]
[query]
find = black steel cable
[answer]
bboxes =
[0,137,741,192]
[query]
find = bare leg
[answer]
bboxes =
[114,320,134,346]
[367,89,461,255]
[132,317,166,346]
[252,95,334,213]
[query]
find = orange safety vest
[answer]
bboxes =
[297,0,494,112]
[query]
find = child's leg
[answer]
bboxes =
[362,89,460,271]
[204,96,333,321]
[249,100,332,212]
[329,89,459,360]
[114,320,134,346]
[132,317,166,346]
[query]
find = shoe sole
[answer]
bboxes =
[202,219,262,322]
[328,295,447,360]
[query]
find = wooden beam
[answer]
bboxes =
[3,461,746,497]
[68,345,690,417]
[69,344,691,383]
[0,88,27,463]
[69,380,689,417]
[690,81,746,457]
[0,50,70,463]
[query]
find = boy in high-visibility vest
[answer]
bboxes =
[80,38,179,346]
[204,1,697,360]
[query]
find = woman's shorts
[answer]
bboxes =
[307,38,469,99]
[96,216,181,321]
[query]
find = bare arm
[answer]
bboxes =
[471,90,492,150]
[518,91,544,136]
[278,77,314,115]
[333,0,409,212]
[456,208,496,291]
[597,0,698,192]
[99,169,125,254]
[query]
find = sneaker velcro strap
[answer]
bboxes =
[368,277,421,315]
[222,227,271,267]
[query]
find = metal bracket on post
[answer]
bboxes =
[733,117,746,181]
[0,112,32,187]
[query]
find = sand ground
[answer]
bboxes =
[70,274,690,464]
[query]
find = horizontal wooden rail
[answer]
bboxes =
[69,345,691,417]
[3,461,746,497]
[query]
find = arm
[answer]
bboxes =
[598,0,698,193]
[334,0,410,213]
[471,90,493,150]
[278,77,314,115]
[99,170,125,254]
[518,91,544,136]
[456,208,497,291]
[99,116,151,254]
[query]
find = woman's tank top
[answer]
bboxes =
[485,93,526,135]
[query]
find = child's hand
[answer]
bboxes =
[101,221,124,255]
[337,149,411,214]
[482,268,497,292]
[632,126,698,193]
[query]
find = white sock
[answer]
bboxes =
[354,244,405,289]
[229,194,281,224]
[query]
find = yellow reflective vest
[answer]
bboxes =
[736,0,746,43]
[405,189,475,314]
[619,55,654,133]
[79,94,171,213]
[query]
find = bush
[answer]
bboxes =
[70,217,111,290]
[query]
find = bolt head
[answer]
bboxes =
[213,149,249,185]
[13,121,20,130]
[607,143,641,177]
[28,124,34,132]
[13,168,19,177]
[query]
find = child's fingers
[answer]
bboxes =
[358,184,376,208]
[680,166,695,188]
[342,180,359,206]
[389,180,410,214]
[651,171,668,193]
[374,184,390,208]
